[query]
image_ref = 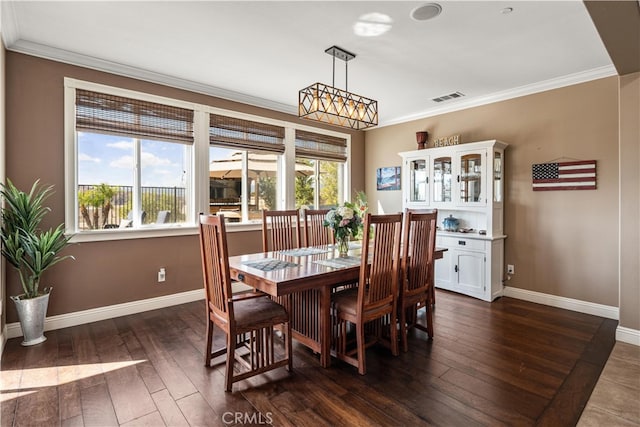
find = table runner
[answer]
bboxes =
[278,247,331,257]
[243,258,299,271]
[313,256,361,269]
[334,241,362,250]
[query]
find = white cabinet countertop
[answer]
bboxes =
[436,230,506,241]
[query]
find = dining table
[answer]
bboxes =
[228,242,446,368]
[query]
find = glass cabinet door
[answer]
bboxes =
[409,159,428,203]
[432,156,452,203]
[493,151,503,203]
[458,152,483,203]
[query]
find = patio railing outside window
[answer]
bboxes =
[77,184,186,230]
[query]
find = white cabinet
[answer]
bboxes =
[399,140,508,302]
[434,235,505,301]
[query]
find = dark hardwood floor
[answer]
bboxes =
[1,290,617,426]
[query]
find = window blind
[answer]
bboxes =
[210,114,285,154]
[75,89,194,144]
[295,130,347,162]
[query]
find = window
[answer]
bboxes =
[65,79,350,240]
[294,130,347,209]
[67,82,195,235]
[209,114,285,222]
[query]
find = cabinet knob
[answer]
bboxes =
[458,240,466,245]
[454,265,458,273]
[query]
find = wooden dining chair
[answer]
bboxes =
[331,213,403,375]
[303,208,334,247]
[262,209,301,252]
[199,214,292,392]
[398,209,438,352]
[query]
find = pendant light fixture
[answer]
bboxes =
[298,46,378,130]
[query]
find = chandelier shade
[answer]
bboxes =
[298,46,378,130]
[298,82,378,130]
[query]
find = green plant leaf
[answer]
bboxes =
[1,179,74,298]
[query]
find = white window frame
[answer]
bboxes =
[204,107,351,226]
[64,78,202,242]
[290,122,351,210]
[205,107,287,224]
[64,78,351,242]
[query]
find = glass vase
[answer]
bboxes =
[336,235,350,257]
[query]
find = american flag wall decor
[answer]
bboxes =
[532,160,597,191]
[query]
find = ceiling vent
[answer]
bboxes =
[432,91,465,103]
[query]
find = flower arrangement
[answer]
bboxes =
[324,202,362,239]
[324,201,363,256]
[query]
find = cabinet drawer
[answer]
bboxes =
[437,236,486,251]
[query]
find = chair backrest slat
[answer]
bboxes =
[303,209,333,247]
[359,213,403,309]
[199,214,233,320]
[402,209,438,296]
[262,209,301,252]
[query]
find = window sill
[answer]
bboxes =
[69,226,198,242]
[68,222,262,242]
[224,221,262,233]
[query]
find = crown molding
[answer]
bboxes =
[0,1,20,47]
[6,39,298,116]
[379,64,618,128]
[4,34,617,129]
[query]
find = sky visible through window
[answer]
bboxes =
[78,132,191,188]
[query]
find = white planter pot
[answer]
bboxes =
[11,288,51,346]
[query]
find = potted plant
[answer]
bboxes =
[0,179,74,345]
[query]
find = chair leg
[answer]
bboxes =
[204,318,214,366]
[225,332,235,392]
[430,282,436,306]
[426,302,434,339]
[356,321,366,375]
[390,309,399,357]
[399,305,408,353]
[286,321,293,372]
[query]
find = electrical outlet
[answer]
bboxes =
[158,268,166,282]
[507,264,515,275]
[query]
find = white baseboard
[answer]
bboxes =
[616,326,640,346]
[6,289,204,339]
[503,286,619,320]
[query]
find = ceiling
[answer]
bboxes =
[1,1,617,128]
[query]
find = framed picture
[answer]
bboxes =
[377,166,401,191]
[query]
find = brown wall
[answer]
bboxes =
[619,71,639,330]
[4,52,365,322]
[364,77,620,306]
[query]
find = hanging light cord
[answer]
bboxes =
[332,54,336,87]
[345,61,348,93]
[331,52,349,92]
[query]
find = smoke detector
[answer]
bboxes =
[411,3,443,21]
